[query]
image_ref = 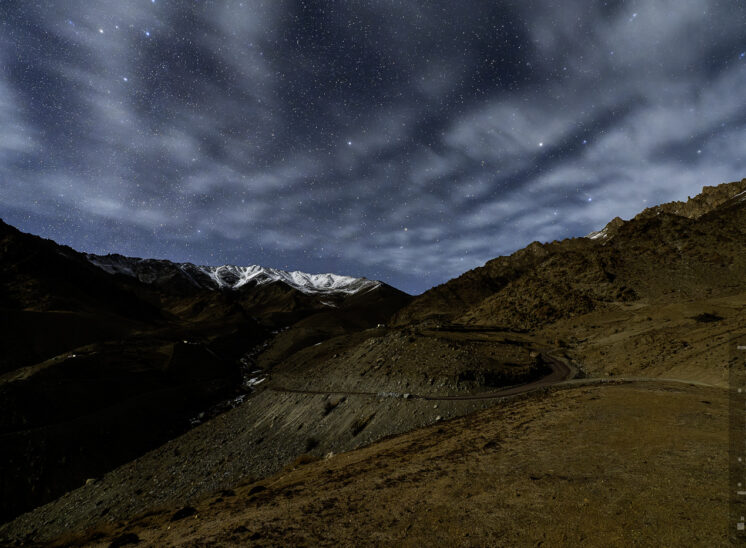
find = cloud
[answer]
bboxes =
[0,1,744,294]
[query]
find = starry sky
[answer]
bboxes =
[1,1,745,294]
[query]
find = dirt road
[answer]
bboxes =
[269,352,578,401]
[269,351,724,402]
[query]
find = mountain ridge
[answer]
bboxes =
[394,177,746,327]
[1,177,745,545]
[86,253,382,296]
[0,217,410,524]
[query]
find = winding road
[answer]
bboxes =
[269,350,723,403]
[269,352,580,401]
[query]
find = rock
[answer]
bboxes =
[402,393,410,399]
[435,416,442,422]
[85,478,98,486]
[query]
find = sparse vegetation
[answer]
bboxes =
[169,506,196,522]
[291,454,320,467]
[693,312,723,323]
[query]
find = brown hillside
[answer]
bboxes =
[395,178,746,329]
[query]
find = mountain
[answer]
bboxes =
[86,253,381,295]
[2,177,745,545]
[394,177,746,330]
[0,219,409,523]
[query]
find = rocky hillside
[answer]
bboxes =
[0,219,410,524]
[636,180,746,220]
[394,178,746,329]
[1,176,744,545]
[36,380,728,547]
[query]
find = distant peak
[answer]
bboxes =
[191,263,381,294]
[86,254,381,295]
[586,216,625,242]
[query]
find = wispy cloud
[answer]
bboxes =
[0,0,744,293]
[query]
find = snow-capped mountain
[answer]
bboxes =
[86,253,381,295]
[585,216,625,242]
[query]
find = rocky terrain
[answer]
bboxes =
[0,220,409,523]
[394,178,746,331]
[43,381,728,547]
[1,177,745,546]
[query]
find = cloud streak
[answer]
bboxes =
[0,0,744,293]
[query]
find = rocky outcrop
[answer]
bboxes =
[395,178,746,328]
[635,178,746,220]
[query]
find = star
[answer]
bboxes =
[3,0,744,299]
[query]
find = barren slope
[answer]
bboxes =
[2,178,744,546]
[41,381,729,547]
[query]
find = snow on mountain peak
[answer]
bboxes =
[194,263,380,294]
[86,253,380,295]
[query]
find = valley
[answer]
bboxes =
[1,178,744,546]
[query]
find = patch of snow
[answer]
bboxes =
[586,227,608,240]
[246,376,265,387]
[86,254,381,296]
[200,264,381,295]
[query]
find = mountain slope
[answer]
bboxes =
[0,219,410,524]
[40,381,728,547]
[394,178,746,329]
[2,177,744,545]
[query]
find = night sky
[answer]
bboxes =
[1,1,745,294]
